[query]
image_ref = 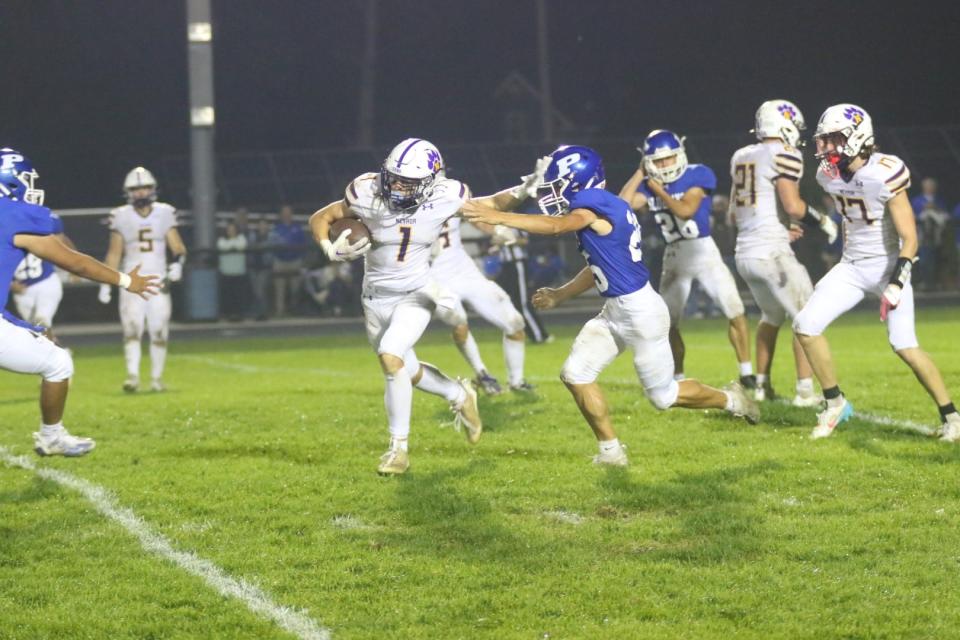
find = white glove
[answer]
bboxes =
[492,224,518,246]
[819,214,839,244]
[98,284,112,305]
[167,262,183,283]
[880,283,902,322]
[321,231,370,262]
[509,155,552,200]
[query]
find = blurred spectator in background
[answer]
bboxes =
[217,221,248,321]
[529,247,566,289]
[494,227,551,344]
[234,207,251,238]
[304,262,360,317]
[911,178,949,291]
[247,218,273,320]
[270,205,306,316]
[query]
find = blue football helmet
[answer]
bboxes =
[640,130,688,183]
[0,148,44,205]
[536,145,606,216]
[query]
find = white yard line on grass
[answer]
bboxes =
[0,447,331,640]
[175,354,342,377]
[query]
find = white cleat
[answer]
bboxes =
[592,445,629,467]
[939,415,960,443]
[150,379,166,392]
[792,390,825,408]
[724,382,761,425]
[123,376,139,393]
[377,448,410,475]
[811,399,854,439]
[451,378,482,444]
[33,429,96,457]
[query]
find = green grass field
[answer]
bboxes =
[2,307,960,639]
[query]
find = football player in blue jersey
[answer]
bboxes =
[0,148,159,456]
[620,131,754,390]
[464,146,759,466]
[10,213,74,333]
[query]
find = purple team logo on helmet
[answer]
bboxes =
[843,106,865,126]
[778,104,797,120]
[425,149,442,174]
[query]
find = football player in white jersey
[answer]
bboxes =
[429,216,531,395]
[309,138,544,475]
[99,167,187,392]
[620,131,754,390]
[793,104,960,440]
[730,100,839,406]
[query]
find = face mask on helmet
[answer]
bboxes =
[536,146,606,216]
[641,131,688,183]
[379,138,443,211]
[814,104,874,179]
[0,148,45,205]
[126,186,157,209]
[814,132,852,178]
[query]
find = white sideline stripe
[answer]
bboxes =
[526,375,940,436]
[0,448,331,640]
[175,354,342,377]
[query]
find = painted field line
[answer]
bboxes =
[0,447,331,640]
[175,354,342,377]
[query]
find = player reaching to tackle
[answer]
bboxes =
[620,130,755,389]
[729,99,839,406]
[464,146,759,467]
[99,167,187,393]
[0,148,159,456]
[793,104,960,440]
[309,138,545,475]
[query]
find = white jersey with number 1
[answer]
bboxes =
[344,172,469,293]
[109,202,177,276]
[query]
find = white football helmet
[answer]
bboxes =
[753,99,806,148]
[379,138,443,210]
[814,104,875,177]
[124,166,158,206]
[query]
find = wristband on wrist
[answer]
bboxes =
[117,272,132,290]
[889,256,916,288]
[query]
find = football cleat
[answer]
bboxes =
[33,429,96,457]
[150,378,166,393]
[939,414,960,443]
[123,376,139,393]
[451,378,482,444]
[509,380,536,393]
[739,374,758,390]
[474,372,503,396]
[754,382,777,402]
[723,381,761,425]
[592,444,629,467]
[377,448,409,475]
[811,398,854,439]
[792,389,824,408]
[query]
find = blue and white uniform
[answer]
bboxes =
[0,198,73,382]
[12,212,65,327]
[559,188,679,410]
[638,165,745,324]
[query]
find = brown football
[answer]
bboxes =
[329,217,372,245]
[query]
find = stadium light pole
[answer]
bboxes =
[535,0,554,143]
[186,0,218,319]
[357,0,377,147]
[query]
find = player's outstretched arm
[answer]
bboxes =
[14,234,160,297]
[533,266,596,310]
[462,200,594,235]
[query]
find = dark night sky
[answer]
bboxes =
[2,0,959,207]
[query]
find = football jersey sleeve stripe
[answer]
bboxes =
[774,162,802,177]
[775,173,800,182]
[884,165,907,184]
[890,177,911,194]
[775,153,802,165]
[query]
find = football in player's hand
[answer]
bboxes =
[329,218,372,245]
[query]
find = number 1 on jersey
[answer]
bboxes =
[397,225,413,262]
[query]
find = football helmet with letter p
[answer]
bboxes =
[536,145,605,216]
[0,148,44,205]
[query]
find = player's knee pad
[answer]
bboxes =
[889,335,919,353]
[560,361,599,386]
[646,379,679,411]
[760,310,785,328]
[42,346,73,382]
[504,310,525,335]
[435,303,467,328]
[792,308,822,338]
